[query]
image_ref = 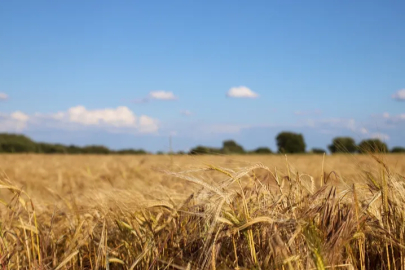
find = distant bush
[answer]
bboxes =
[251,147,273,154]
[276,132,306,153]
[391,147,405,153]
[189,146,221,155]
[0,133,149,154]
[0,133,38,153]
[116,149,147,155]
[328,137,357,153]
[222,140,245,154]
[358,139,388,153]
[1,132,404,156]
[189,140,246,155]
[82,145,111,154]
[37,143,67,154]
[66,145,83,154]
[311,148,327,154]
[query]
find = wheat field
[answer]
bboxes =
[1,154,405,269]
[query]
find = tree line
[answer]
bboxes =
[188,132,405,154]
[1,132,404,155]
[0,133,147,154]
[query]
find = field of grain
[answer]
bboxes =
[1,154,405,269]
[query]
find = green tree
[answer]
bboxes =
[189,146,221,155]
[82,145,111,154]
[66,145,83,154]
[0,133,38,153]
[311,148,326,154]
[358,139,388,153]
[391,147,405,153]
[116,149,147,155]
[0,133,153,155]
[251,147,272,154]
[37,143,67,153]
[328,137,357,153]
[222,140,245,154]
[276,132,306,153]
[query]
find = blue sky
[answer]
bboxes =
[1,0,404,152]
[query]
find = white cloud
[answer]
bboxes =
[138,115,159,133]
[0,106,159,134]
[181,110,192,116]
[304,116,396,142]
[392,89,405,101]
[310,118,357,131]
[52,112,66,120]
[65,106,159,133]
[302,118,389,137]
[360,127,368,134]
[380,113,405,123]
[371,133,390,141]
[149,91,177,100]
[0,111,29,132]
[11,111,29,122]
[68,106,137,127]
[33,112,66,121]
[227,86,258,98]
[132,91,177,103]
[358,127,389,140]
[0,92,8,100]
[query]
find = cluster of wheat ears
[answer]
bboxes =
[1,154,405,269]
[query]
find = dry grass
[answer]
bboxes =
[1,153,405,269]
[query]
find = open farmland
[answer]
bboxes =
[1,154,405,269]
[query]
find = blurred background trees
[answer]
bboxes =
[328,137,357,153]
[276,132,306,153]
[358,139,388,153]
[0,133,148,154]
[0,132,402,155]
[0,134,37,153]
[391,147,405,153]
[250,147,273,154]
[222,140,245,154]
[311,148,327,154]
